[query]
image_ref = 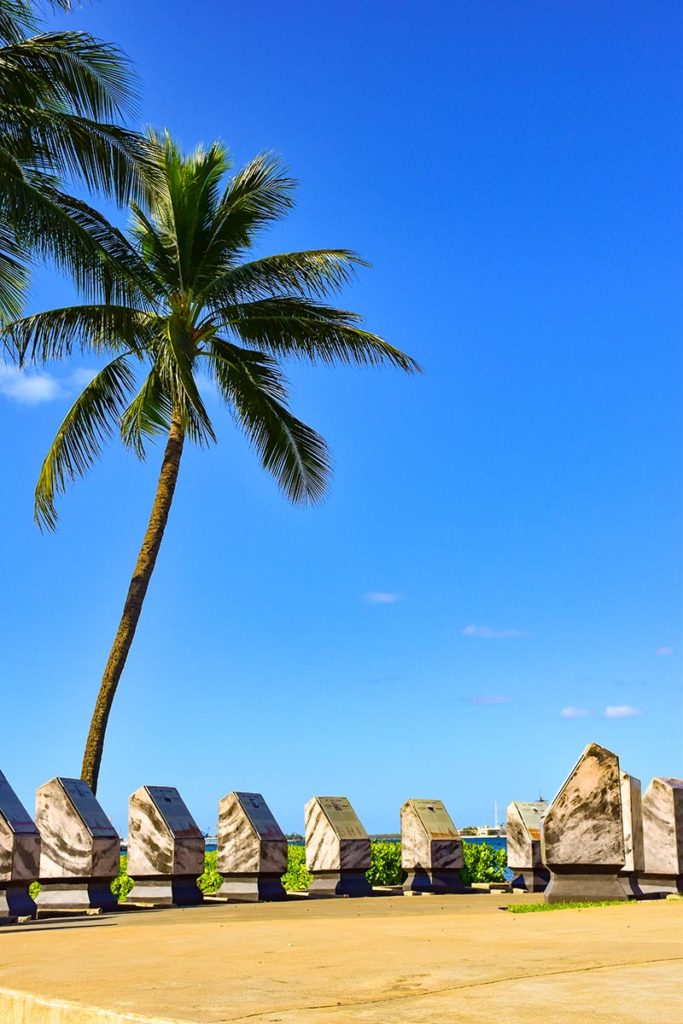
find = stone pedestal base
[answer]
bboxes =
[216,873,287,902]
[128,875,203,906]
[637,872,683,896]
[0,883,37,922]
[402,868,473,894]
[36,879,118,912]
[619,871,644,898]
[544,867,627,904]
[308,870,372,897]
[509,867,550,893]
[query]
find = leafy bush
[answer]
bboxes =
[197,850,223,895]
[111,855,135,901]
[460,842,507,885]
[281,843,312,891]
[366,840,404,886]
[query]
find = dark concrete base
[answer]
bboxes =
[216,873,287,902]
[0,883,37,922]
[403,868,474,894]
[509,867,550,893]
[636,872,683,896]
[36,879,118,912]
[128,875,203,907]
[308,870,372,897]
[619,871,644,898]
[544,867,627,904]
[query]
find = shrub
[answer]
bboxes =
[366,840,404,886]
[281,843,312,891]
[460,842,507,885]
[197,850,223,895]
[111,855,135,901]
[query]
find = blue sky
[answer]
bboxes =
[0,0,680,837]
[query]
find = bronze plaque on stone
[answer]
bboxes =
[513,801,545,842]
[0,774,37,833]
[317,797,368,840]
[145,787,202,839]
[235,793,285,841]
[408,799,459,839]
[60,778,118,837]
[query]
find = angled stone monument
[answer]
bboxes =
[506,800,549,892]
[619,772,645,897]
[639,777,683,895]
[216,791,287,901]
[127,786,204,906]
[0,771,41,922]
[35,777,119,911]
[305,796,371,896]
[541,743,626,903]
[401,798,470,893]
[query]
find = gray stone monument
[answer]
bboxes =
[506,800,549,892]
[401,798,470,894]
[541,742,626,903]
[619,772,645,897]
[0,771,41,921]
[127,786,204,906]
[35,777,119,911]
[305,796,371,896]
[639,777,683,895]
[216,791,287,901]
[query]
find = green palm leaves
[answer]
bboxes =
[5,133,420,529]
[0,0,151,321]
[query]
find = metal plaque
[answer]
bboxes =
[513,801,547,842]
[317,797,368,840]
[60,778,118,838]
[408,799,459,839]
[235,793,285,841]
[146,786,201,839]
[0,772,37,834]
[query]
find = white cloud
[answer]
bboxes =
[364,592,402,604]
[656,646,674,656]
[461,624,524,639]
[604,705,643,719]
[0,365,97,405]
[560,706,591,719]
[470,694,512,705]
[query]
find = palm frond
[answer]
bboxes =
[199,249,368,306]
[0,221,28,324]
[1,303,153,363]
[120,367,172,458]
[156,317,216,446]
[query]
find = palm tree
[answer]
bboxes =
[3,133,420,792]
[0,0,152,323]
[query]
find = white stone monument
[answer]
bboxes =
[35,777,119,910]
[0,770,41,921]
[127,785,204,905]
[506,800,549,892]
[401,798,470,893]
[541,743,626,903]
[619,772,645,896]
[216,791,287,901]
[305,796,371,896]
[639,777,683,895]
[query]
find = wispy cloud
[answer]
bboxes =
[0,365,96,405]
[469,694,512,705]
[656,646,674,656]
[560,706,591,719]
[604,705,643,719]
[363,592,402,604]
[461,624,524,639]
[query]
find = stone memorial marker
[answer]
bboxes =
[127,785,204,905]
[216,791,287,901]
[639,777,683,895]
[541,742,626,903]
[0,770,41,921]
[304,796,371,896]
[506,800,549,892]
[401,798,470,894]
[619,772,645,896]
[35,777,119,910]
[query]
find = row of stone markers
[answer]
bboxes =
[506,742,683,902]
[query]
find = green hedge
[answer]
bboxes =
[29,842,506,902]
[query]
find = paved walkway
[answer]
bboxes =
[0,893,681,1023]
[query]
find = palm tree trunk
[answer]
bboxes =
[81,409,185,793]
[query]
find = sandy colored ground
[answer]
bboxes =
[0,893,681,1023]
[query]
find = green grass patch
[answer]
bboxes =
[507,899,634,913]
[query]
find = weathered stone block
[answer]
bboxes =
[35,777,119,911]
[619,772,644,896]
[541,743,626,903]
[216,792,287,901]
[0,771,41,921]
[639,777,683,895]
[305,796,371,896]
[127,786,204,906]
[506,801,549,892]
[401,798,470,893]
